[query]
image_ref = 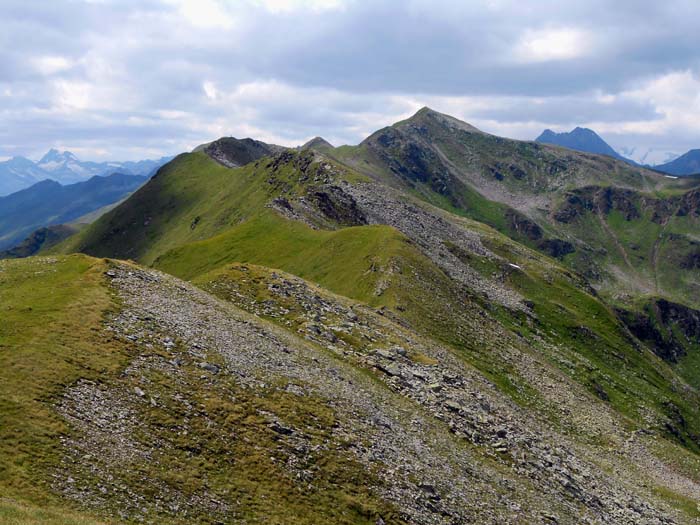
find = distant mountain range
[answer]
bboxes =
[536,127,700,176]
[0,149,171,196]
[0,172,148,252]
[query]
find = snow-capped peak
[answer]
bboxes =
[38,148,79,166]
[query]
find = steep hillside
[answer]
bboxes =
[57,142,700,430]
[0,255,407,524]
[3,251,700,523]
[43,114,700,522]
[0,173,147,251]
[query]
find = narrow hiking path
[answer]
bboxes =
[650,201,684,295]
[597,209,634,271]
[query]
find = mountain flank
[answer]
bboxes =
[0,224,80,259]
[655,149,700,176]
[322,108,700,309]
[6,107,700,523]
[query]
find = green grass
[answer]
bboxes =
[0,254,126,523]
[9,134,700,521]
[0,498,105,525]
[59,145,700,448]
[328,110,700,313]
[57,150,369,266]
[154,211,410,305]
[79,348,403,525]
[480,234,700,449]
[0,254,404,524]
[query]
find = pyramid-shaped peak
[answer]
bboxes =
[399,107,484,134]
[301,137,335,150]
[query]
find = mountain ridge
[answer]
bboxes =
[8,106,700,523]
[323,108,700,309]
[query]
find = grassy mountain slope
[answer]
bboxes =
[323,108,700,308]
[155,212,413,304]
[3,251,700,523]
[7,248,700,522]
[0,255,124,524]
[35,115,700,521]
[0,256,408,524]
[56,146,700,443]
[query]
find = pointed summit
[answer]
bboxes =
[301,137,334,151]
[397,106,485,135]
[39,148,61,164]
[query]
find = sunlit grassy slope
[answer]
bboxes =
[0,254,123,524]
[324,108,700,309]
[54,146,700,452]
[0,254,405,524]
[40,128,700,520]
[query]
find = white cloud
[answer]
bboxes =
[31,56,73,75]
[253,0,344,13]
[2,1,700,163]
[158,109,191,119]
[53,80,94,110]
[169,0,236,29]
[203,81,219,100]
[515,27,591,63]
[623,70,700,132]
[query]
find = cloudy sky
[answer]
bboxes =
[2,0,700,164]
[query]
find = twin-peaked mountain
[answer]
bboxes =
[536,126,700,176]
[536,126,632,163]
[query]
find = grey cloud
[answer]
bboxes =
[0,0,699,161]
[466,96,662,125]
